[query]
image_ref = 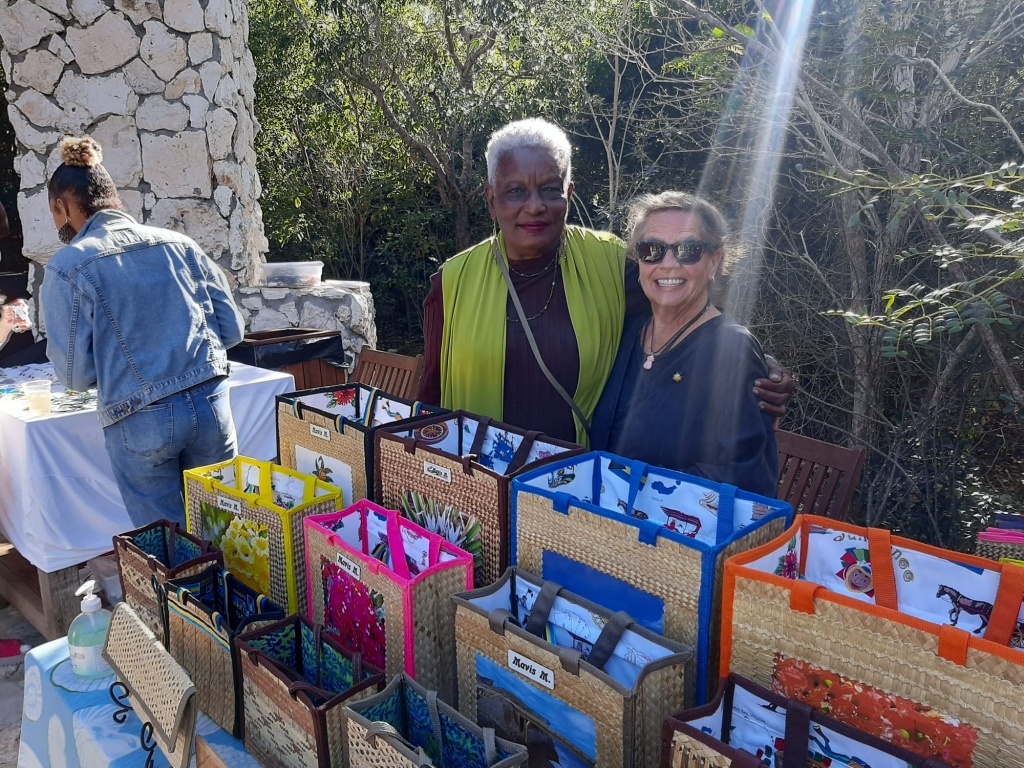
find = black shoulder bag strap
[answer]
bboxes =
[494,239,592,441]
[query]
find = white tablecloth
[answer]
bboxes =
[0,363,294,572]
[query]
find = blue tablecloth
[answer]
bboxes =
[19,638,258,768]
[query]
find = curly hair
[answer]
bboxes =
[48,136,122,217]
[485,118,572,188]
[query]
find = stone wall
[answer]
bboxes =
[1,0,266,290]
[0,0,377,358]
[240,280,377,363]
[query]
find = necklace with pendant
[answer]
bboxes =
[641,302,712,370]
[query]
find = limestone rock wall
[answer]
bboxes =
[240,280,378,362]
[1,0,267,290]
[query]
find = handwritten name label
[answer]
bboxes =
[336,554,361,580]
[218,496,242,515]
[310,424,331,442]
[423,462,452,484]
[508,650,554,689]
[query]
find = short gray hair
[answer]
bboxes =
[485,118,572,188]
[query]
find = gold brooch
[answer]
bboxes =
[672,373,683,383]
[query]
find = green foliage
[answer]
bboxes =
[246,0,1024,548]
[829,168,1023,363]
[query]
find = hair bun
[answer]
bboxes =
[59,136,103,168]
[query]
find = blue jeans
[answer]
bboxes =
[103,376,237,528]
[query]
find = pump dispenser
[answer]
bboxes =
[67,580,112,678]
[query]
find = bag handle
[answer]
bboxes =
[360,386,381,427]
[867,528,899,611]
[713,484,738,544]
[584,611,634,671]
[150,574,170,647]
[507,430,542,474]
[365,722,433,766]
[781,699,811,768]
[468,416,493,457]
[523,580,562,637]
[287,679,337,704]
[494,239,592,441]
[624,459,647,514]
[386,512,413,580]
[425,688,445,768]
[482,728,498,766]
[984,561,1024,647]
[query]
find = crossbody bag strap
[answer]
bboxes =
[495,242,592,440]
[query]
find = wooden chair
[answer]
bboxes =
[776,430,867,521]
[350,348,424,400]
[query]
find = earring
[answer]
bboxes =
[57,216,76,245]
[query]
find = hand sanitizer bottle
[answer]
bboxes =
[67,580,112,678]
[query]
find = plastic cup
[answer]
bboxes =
[21,380,52,416]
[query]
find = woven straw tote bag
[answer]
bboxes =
[511,451,791,702]
[662,674,952,768]
[236,614,385,768]
[305,501,472,703]
[277,383,444,506]
[347,672,528,768]
[722,514,1024,768]
[375,411,584,586]
[454,567,693,768]
[113,519,222,642]
[185,456,342,614]
[158,565,285,736]
[102,602,199,768]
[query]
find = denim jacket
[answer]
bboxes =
[42,210,246,427]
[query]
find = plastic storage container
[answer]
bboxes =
[259,261,324,287]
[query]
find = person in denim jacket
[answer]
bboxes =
[41,136,246,527]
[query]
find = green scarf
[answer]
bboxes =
[440,225,626,446]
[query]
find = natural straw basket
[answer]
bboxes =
[304,502,472,703]
[976,538,1024,562]
[662,674,952,768]
[455,568,692,768]
[185,456,342,614]
[511,452,791,703]
[113,519,222,642]
[236,614,384,768]
[346,673,528,768]
[277,384,444,505]
[375,411,583,586]
[160,565,285,736]
[722,514,1024,768]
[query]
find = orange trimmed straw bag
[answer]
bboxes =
[722,514,1024,768]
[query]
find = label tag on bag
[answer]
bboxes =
[336,553,361,580]
[310,424,331,442]
[423,461,452,484]
[218,496,242,515]
[508,650,554,689]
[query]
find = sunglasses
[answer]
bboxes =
[634,239,721,265]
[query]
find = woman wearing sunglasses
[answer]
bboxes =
[591,191,778,496]
[419,119,793,447]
